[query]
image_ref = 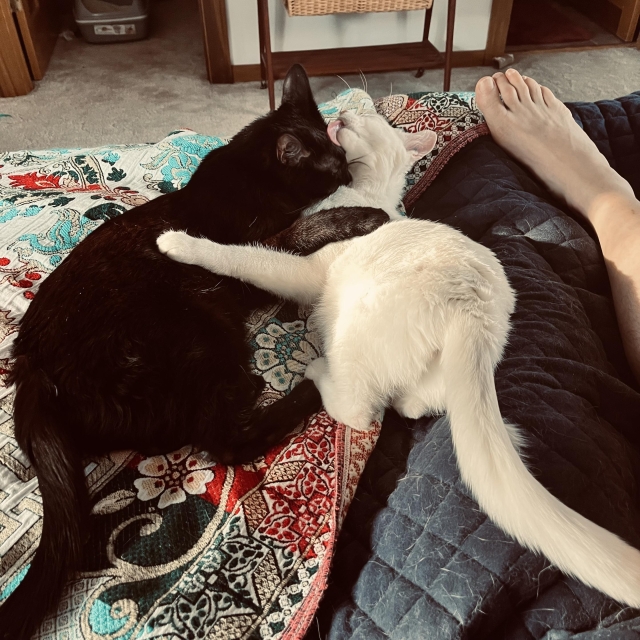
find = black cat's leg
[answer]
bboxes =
[217,379,322,464]
[263,206,388,256]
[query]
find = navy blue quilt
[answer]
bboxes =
[307,92,640,640]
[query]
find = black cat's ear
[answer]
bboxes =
[276,133,310,166]
[281,64,315,111]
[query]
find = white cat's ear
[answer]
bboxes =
[400,129,437,160]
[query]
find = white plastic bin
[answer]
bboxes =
[74,0,150,43]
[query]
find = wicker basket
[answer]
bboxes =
[283,0,433,17]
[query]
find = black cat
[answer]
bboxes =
[0,65,386,640]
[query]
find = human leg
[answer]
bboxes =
[475,70,640,384]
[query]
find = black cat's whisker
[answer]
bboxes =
[202,279,223,294]
[283,203,310,217]
[248,216,258,227]
[239,365,256,384]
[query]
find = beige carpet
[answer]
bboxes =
[1,0,639,152]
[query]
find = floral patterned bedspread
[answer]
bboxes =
[0,90,486,639]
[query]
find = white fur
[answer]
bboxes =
[304,111,437,220]
[157,113,640,608]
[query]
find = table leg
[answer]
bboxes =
[415,6,434,78]
[443,0,456,91]
[258,0,275,110]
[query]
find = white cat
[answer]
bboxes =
[157,111,640,607]
[302,112,436,219]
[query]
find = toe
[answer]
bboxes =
[475,75,504,115]
[522,76,544,104]
[540,85,562,109]
[493,72,520,109]
[505,68,533,103]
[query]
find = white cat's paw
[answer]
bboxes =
[305,357,328,382]
[157,231,199,264]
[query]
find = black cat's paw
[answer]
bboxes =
[330,207,389,239]
[267,206,390,255]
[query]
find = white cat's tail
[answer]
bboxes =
[442,314,640,607]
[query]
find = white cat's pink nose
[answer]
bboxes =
[327,119,344,147]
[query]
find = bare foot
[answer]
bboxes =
[475,69,635,222]
[477,69,640,384]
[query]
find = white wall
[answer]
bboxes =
[226,0,493,66]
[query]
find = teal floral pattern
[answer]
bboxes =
[141,133,227,193]
[251,316,321,392]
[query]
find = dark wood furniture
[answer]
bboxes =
[0,0,68,97]
[257,0,457,110]
[0,0,33,97]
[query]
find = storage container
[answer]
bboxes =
[74,0,149,43]
[283,0,433,17]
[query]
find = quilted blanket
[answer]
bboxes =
[0,90,485,638]
[309,92,640,639]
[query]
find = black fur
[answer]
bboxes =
[0,65,384,639]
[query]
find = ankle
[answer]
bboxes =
[587,190,640,248]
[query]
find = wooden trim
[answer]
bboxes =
[507,40,638,56]
[234,64,262,83]
[199,0,233,83]
[0,0,33,97]
[232,49,484,83]
[483,0,514,64]
[452,49,486,66]
[13,0,62,81]
[617,0,640,41]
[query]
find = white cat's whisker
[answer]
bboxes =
[336,75,352,91]
[359,70,368,94]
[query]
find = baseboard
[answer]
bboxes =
[505,40,637,56]
[233,64,262,83]
[231,49,486,83]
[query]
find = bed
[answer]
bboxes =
[0,87,639,640]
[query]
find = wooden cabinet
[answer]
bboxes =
[606,0,640,40]
[0,0,64,97]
